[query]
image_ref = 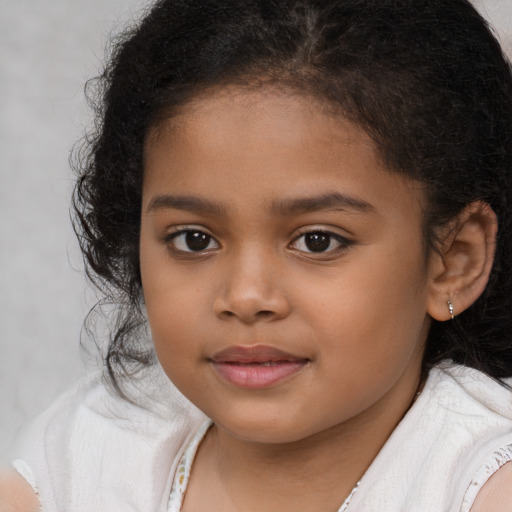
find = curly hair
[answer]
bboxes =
[73,0,512,393]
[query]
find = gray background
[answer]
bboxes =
[1,0,511,461]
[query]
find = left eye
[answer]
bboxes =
[167,230,219,252]
[290,231,350,253]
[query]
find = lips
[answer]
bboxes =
[210,345,309,389]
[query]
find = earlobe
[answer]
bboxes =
[426,201,497,321]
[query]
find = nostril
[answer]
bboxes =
[256,310,274,318]
[218,309,275,321]
[213,290,291,323]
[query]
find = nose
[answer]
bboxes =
[213,250,292,324]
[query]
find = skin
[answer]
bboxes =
[140,87,433,511]
[0,469,39,512]
[0,87,506,511]
[471,461,512,512]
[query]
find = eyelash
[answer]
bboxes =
[164,227,219,254]
[163,227,353,257]
[289,230,353,255]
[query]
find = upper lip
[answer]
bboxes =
[210,345,308,364]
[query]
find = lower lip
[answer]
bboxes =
[212,360,308,389]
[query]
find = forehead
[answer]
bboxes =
[147,86,373,157]
[143,86,424,219]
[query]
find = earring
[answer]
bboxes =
[447,300,455,320]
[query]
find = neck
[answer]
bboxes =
[189,365,423,512]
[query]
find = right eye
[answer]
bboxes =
[166,229,219,253]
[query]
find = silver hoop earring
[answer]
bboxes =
[447,300,454,320]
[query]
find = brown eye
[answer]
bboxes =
[168,229,219,253]
[185,231,211,251]
[290,230,352,254]
[304,232,330,252]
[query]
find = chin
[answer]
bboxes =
[211,410,328,445]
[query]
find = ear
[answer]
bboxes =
[427,201,497,321]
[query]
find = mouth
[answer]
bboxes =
[210,345,310,389]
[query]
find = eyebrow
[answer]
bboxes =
[270,192,374,216]
[146,191,374,216]
[146,194,226,215]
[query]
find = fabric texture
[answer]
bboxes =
[167,419,212,512]
[11,362,512,512]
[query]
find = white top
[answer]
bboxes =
[167,420,212,512]
[10,361,512,512]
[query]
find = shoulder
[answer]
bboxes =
[435,363,512,421]
[438,365,512,511]
[0,469,39,512]
[8,368,206,511]
[470,462,512,512]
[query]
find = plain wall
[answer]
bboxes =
[1,0,511,460]
[0,0,149,460]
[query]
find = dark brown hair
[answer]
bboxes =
[73,0,512,393]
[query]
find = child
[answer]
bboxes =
[2,0,512,510]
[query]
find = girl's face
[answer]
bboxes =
[140,87,433,444]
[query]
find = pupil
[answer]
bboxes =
[305,233,330,252]
[186,231,210,251]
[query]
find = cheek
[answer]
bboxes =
[145,293,204,392]
[140,246,216,387]
[144,280,203,352]
[303,242,429,375]
[140,237,190,353]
